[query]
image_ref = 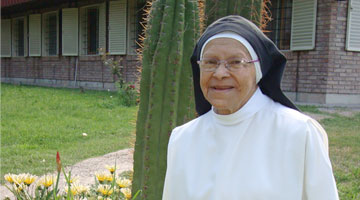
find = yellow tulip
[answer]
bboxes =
[97,185,113,196]
[69,176,79,184]
[66,183,89,196]
[116,178,131,188]
[38,175,55,188]
[13,174,26,185]
[105,174,113,182]
[4,174,15,184]
[23,173,37,186]
[77,184,89,195]
[14,183,25,193]
[95,172,107,184]
[121,188,132,199]
[105,165,116,174]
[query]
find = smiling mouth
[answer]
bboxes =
[211,86,234,91]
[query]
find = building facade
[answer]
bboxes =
[1,0,360,105]
[1,0,145,90]
[265,0,360,105]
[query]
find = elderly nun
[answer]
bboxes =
[162,15,339,200]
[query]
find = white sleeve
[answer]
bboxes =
[162,128,178,200]
[302,119,339,200]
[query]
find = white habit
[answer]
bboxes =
[162,88,339,200]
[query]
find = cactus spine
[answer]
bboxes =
[132,0,199,199]
[204,0,265,27]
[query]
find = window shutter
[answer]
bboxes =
[346,0,360,51]
[79,7,87,55]
[99,3,106,53]
[29,14,41,56]
[127,0,136,55]
[62,8,79,56]
[290,0,317,51]
[1,19,11,57]
[109,0,127,55]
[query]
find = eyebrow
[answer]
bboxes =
[202,55,250,60]
[202,50,249,59]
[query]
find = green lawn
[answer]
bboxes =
[299,105,360,199]
[1,84,138,183]
[1,85,359,199]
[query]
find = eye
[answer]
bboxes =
[203,59,218,65]
[228,59,242,65]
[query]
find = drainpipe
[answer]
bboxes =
[295,51,300,102]
[74,57,78,87]
[73,0,79,87]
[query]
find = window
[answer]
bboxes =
[126,0,145,55]
[12,17,27,56]
[265,0,292,50]
[87,8,99,54]
[16,19,25,55]
[42,12,59,56]
[80,4,105,55]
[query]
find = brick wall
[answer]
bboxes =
[281,0,332,94]
[327,0,360,95]
[2,0,359,100]
[1,55,140,85]
[281,0,360,98]
[1,0,141,89]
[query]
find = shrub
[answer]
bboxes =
[100,48,139,107]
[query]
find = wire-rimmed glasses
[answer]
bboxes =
[197,58,259,72]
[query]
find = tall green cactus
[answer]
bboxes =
[204,0,265,27]
[132,0,199,199]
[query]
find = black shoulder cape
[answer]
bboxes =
[191,15,298,116]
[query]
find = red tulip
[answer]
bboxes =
[56,151,62,173]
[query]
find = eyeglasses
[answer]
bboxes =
[197,58,259,72]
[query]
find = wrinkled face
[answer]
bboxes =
[200,38,258,115]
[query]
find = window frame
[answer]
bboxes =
[12,16,27,57]
[42,11,59,57]
[87,7,100,55]
[79,3,105,56]
[265,0,293,50]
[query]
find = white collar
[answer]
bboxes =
[211,88,271,125]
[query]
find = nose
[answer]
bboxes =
[212,63,230,80]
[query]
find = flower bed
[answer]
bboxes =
[3,152,140,200]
